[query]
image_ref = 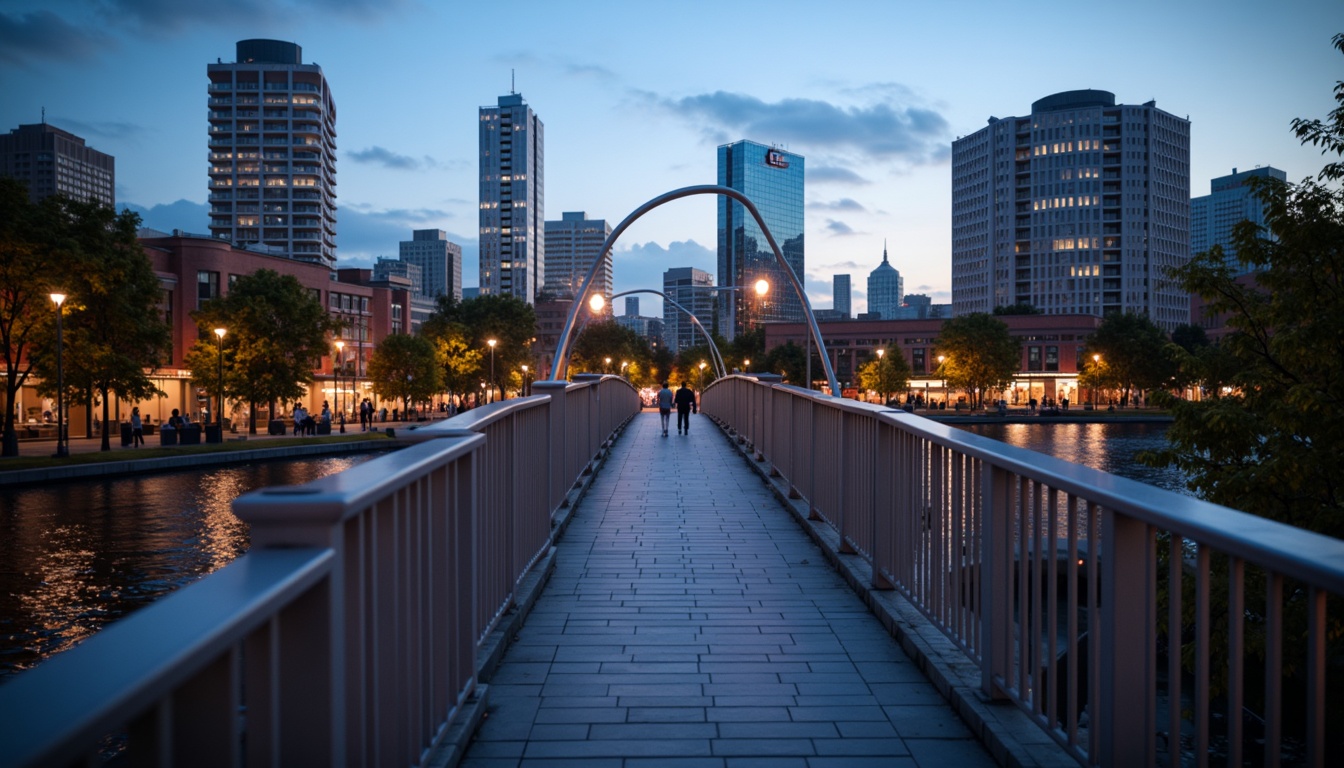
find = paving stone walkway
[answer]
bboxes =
[459,410,998,768]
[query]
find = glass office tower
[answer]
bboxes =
[717,140,805,339]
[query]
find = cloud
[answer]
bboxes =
[121,199,210,233]
[611,239,718,317]
[650,90,950,165]
[347,146,439,171]
[0,9,112,65]
[807,165,872,186]
[50,116,144,143]
[101,0,414,35]
[809,198,866,213]
[824,219,858,236]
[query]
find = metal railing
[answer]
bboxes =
[703,375,1344,768]
[0,376,639,767]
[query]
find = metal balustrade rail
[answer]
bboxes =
[0,375,639,768]
[703,375,1344,768]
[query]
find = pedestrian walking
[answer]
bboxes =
[656,381,674,437]
[674,382,697,435]
[130,406,144,447]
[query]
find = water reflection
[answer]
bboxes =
[957,421,1190,495]
[0,455,380,680]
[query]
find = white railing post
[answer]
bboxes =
[533,381,569,514]
[980,464,1013,700]
[1098,511,1155,765]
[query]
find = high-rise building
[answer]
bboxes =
[625,297,639,317]
[0,122,114,206]
[662,267,716,352]
[951,90,1191,331]
[717,140,805,338]
[207,40,338,265]
[833,274,851,319]
[398,229,462,301]
[479,92,544,303]
[866,243,903,319]
[543,211,611,301]
[1191,166,1286,276]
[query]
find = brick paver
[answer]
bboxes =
[460,411,998,767]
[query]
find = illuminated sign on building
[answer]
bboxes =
[765,149,790,169]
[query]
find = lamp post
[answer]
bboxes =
[743,358,750,373]
[699,360,707,391]
[214,328,226,434]
[937,355,946,408]
[50,293,68,458]
[875,348,886,404]
[621,361,628,378]
[605,356,612,375]
[334,339,345,433]
[487,338,497,403]
[1092,353,1101,408]
[521,365,529,397]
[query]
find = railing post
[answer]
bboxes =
[980,464,1012,701]
[533,381,569,514]
[1098,511,1155,765]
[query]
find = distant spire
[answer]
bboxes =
[511,69,516,94]
[41,107,45,124]
[882,239,888,264]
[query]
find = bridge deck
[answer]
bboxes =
[461,411,996,767]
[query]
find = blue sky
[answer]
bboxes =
[3,0,1340,317]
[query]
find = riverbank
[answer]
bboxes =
[923,409,1174,425]
[0,430,403,487]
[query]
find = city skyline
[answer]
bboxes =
[2,0,1338,318]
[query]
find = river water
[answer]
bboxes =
[0,454,382,680]
[956,420,1189,495]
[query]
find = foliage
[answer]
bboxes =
[366,333,442,415]
[423,294,535,387]
[728,326,765,372]
[571,319,652,382]
[857,348,912,403]
[0,179,66,456]
[28,199,171,450]
[185,269,337,433]
[673,342,719,389]
[762,341,807,385]
[1141,33,1344,707]
[992,302,1042,315]
[935,313,1020,409]
[425,321,483,405]
[1081,312,1174,406]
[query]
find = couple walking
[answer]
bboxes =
[656,381,697,437]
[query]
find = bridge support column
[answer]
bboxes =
[533,381,569,514]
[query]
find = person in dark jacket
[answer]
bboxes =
[673,382,697,435]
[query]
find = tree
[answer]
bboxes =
[935,313,1020,409]
[367,333,441,417]
[572,319,651,380]
[424,294,535,388]
[0,179,69,456]
[992,302,1042,316]
[857,348,912,404]
[425,321,483,407]
[1139,34,1344,712]
[762,341,807,386]
[673,342,719,390]
[28,199,171,451]
[184,269,337,434]
[1081,312,1174,406]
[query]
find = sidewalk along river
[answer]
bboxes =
[0,452,387,681]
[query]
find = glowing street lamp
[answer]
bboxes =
[214,328,227,434]
[621,361,629,377]
[50,293,68,458]
[605,356,612,374]
[487,338,497,403]
[743,358,750,372]
[521,364,530,397]
[1092,354,1101,407]
[588,294,605,313]
[875,348,887,404]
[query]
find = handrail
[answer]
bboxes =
[0,375,641,767]
[702,374,1344,767]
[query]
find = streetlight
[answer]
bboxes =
[1092,353,1101,408]
[334,339,345,433]
[876,348,886,404]
[743,358,750,373]
[521,364,529,397]
[621,361,628,378]
[50,293,68,458]
[487,338,497,403]
[214,328,226,435]
[937,355,947,408]
[605,356,612,374]
[699,360,707,391]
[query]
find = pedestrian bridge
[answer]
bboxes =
[2,376,1341,767]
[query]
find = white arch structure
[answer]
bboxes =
[604,288,726,380]
[548,185,840,396]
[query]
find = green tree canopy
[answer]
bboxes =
[367,333,442,416]
[424,294,535,388]
[673,342,720,390]
[423,320,483,406]
[29,198,171,450]
[572,319,652,382]
[0,179,67,456]
[992,302,1042,315]
[936,313,1020,409]
[184,269,337,434]
[1081,312,1174,406]
[762,341,807,386]
[857,348,912,403]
